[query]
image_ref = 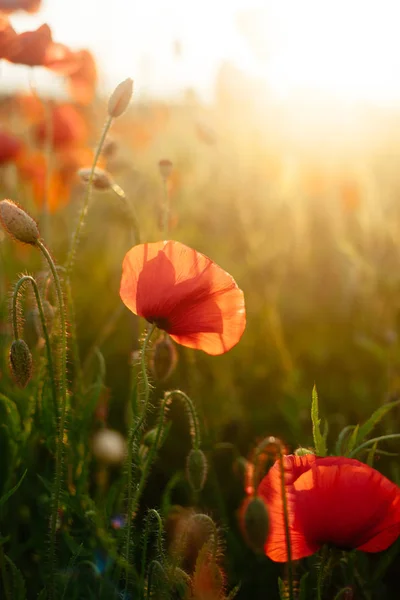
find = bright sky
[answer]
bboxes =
[4,0,400,107]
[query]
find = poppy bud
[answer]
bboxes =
[158,159,173,180]
[78,167,113,191]
[108,78,133,118]
[9,339,33,388]
[150,334,177,381]
[295,447,315,456]
[186,448,208,493]
[92,429,127,465]
[240,496,269,553]
[0,199,39,245]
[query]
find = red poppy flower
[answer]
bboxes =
[258,454,400,562]
[1,22,52,67]
[0,129,24,164]
[34,104,88,149]
[119,240,246,355]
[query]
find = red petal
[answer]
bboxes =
[258,454,319,561]
[120,241,246,355]
[258,455,400,562]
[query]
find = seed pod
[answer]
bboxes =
[108,78,133,118]
[158,159,173,180]
[0,199,39,245]
[150,334,177,381]
[240,495,269,553]
[78,167,113,191]
[9,339,33,388]
[186,448,208,493]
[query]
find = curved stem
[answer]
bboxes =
[164,389,201,449]
[12,275,57,415]
[36,240,68,599]
[140,509,164,597]
[65,115,113,276]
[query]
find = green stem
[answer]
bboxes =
[140,509,164,597]
[12,275,57,415]
[349,434,400,458]
[65,116,113,276]
[278,451,294,600]
[124,323,156,592]
[36,240,68,599]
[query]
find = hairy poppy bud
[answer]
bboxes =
[295,447,315,456]
[9,339,33,388]
[78,167,113,191]
[0,199,39,245]
[108,78,133,118]
[158,159,173,180]
[240,496,269,553]
[186,448,208,493]
[150,334,177,381]
[92,429,126,465]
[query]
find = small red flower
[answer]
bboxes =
[120,241,246,355]
[258,454,400,561]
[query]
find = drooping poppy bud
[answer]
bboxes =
[150,333,178,381]
[108,78,133,118]
[78,166,113,190]
[9,338,33,388]
[186,448,208,493]
[0,199,39,245]
[240,495,269,553]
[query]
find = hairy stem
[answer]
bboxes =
[124,323,156,591]
[12,275,57,415]
[36,240,68,599]
[65,115,113,276]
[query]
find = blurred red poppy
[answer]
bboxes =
[120,240,246,355]
[0,21,52,67]
[34,104,88,149]
[0,129,24,164]
[258,454,400,562]
[0,0,41,12]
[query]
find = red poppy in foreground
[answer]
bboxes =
[258,454,400,562]
[120,240,246,355]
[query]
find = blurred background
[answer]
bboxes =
[2,1,400,597]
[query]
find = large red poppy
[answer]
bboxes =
[258,454,400,562]
[120,241,246,355]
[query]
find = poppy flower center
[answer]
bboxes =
[147,316,171,331]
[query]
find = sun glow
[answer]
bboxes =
[5,0,400,110]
